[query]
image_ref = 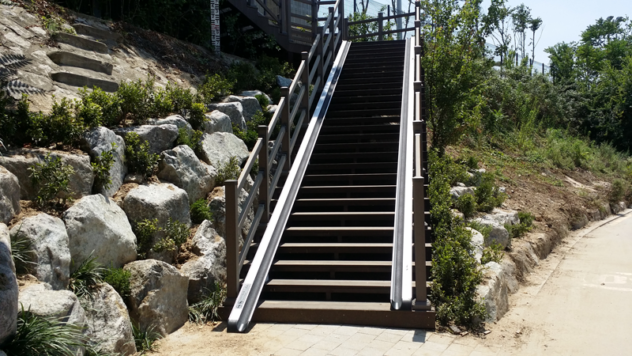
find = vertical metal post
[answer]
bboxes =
[542,62,545,75]
[339,0,344,39]
[343,17,349,41]
[301,52,310,117]
[354,0,357,13]
[413,171,429,309]
[317,31,324,93]
[387,5,390,18]
[281,87,292,170]
[328,7,335,56]
[378,12,384,41]
[258,125,270,222]
[225,180,240,300]
[311,0,319,39]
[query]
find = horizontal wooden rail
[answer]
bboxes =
[347,11,414,25]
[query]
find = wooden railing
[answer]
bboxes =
[224,0,346,305]
[343,11,416,41]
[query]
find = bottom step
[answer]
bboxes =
[221,301,435,329]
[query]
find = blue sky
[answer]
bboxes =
[371,0,631,64]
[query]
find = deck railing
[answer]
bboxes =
[343,11,416,41]
[224,0,346,304]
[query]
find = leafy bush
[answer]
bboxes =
[103,267,132,299]
[176,128,204,155]
[467,221,493,240]
[29,154,75,208]
[197,73,233,104]
[10,224,36,274]
[215,157,241,186]
[3,306,87,356]
[456,193,477,219]
[190,199,213,224]
[118,78,155,125]
[150,87,174,119]
[505,211,535,238]
[255,94,270,109]
[74,98,102,129]
[153,218,189,253]
[78,87,121,127]
[165,82,195,113]
[69,256,104,299]
[609,179,626,203]
[132,219,160,257]
[91,143,116,192]
[255,55,294,92]
[481,243,504,264]
[188,102,207,131]
[132,323,161,353]
[233,110,268,150]
[475,173,506,212]
[188,282,226,324]
[124,133,160,178]
[227,62,259,92]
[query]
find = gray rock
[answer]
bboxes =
[276,75,292,88]
[122,183,191,228]
[181,222,226,304]
[83,283,137,356]
[199,132,249,168]
[114,124,178,155]
[157,145,217,202]
[224,96,262,122]
[148,115,193,137]
[125,260,189,336]
[0,166,20,224]
[203,111,233,134]
[456,182,466,187]
[124,173,144,184]
[477,261,509,322]
[240,90,272,104]
[10,214,71,290]
[0,223,18,345]
[0,149,94,201]
[472,209,519,249]
[63,195,137,272]
[450,186,475,200]
[467,227,485,264]
[206,102,246,131]
[476,209,520,226]
[19,283,86,327]
[81,127,127,197]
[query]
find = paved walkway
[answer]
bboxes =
[155,210,632,356]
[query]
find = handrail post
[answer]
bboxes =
[378,12,384,41]
[413,173,429,309]
[301,51,310,118]
[343,16,350,41]
[328,7,335,60]
[317,31,324,93]
[311,0,319,39]
[258,125,270,222]
[339,0,345,40]
[225,180,240,301]
[281,87,292,170]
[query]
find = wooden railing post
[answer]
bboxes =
[328,7,335,59]
[225,180,240,300]
[317,32,324,93]
[258,125,270,223]
[301,51,310,117]
[343,16,350,41]
[281,87,292,170]
[311,0,319,38]
[378,12,384,41]
[339,0,344,39]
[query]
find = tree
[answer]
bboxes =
[529,17,543,66]
[545,42,577,84]
[485,0,513,68]
[511,4,531,60]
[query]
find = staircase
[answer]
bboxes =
[238,40,434,328]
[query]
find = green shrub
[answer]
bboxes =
[188,102,208,131]
[132,323,161,353]
[215,157,241,186]
[69,256,104,299]
[133,219,160,257]
[153,218,189,253]
[255,94,270,109]
[609,179,626,203]
[465,156,479,170]
[233,110,268,150]
[227,62,258,92]
[255,55,294,92]
[78,87,121,127]
[150,87,173,118]
[91,143,116,192]
[197,73,233,104]
[188,282,226,324]
[3,306,87,356]
[481,243,504,264]
[456,193,477,219]
[176,128,204,155]
[190,199,213,224]
[270,87,281,104]
[10,224,36,274]
[475,173,505,212]
[103,267,132,299]
[467,221,493,240]
[165,82,195,113]
[118,78,154,125]
[46,97,86,146]
[74,98,102,129]
[505,212,535,238]
[124,132,160,178]
[29,154,75,208]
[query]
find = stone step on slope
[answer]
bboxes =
[51,70,118,92]
[72,23,122,43]
[47,51,113,75]
[53,32,109,54]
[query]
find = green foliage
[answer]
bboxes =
[10,224,36,274]
[29,154,75,208]
[481,243,504,265]
[78,87,121,127]
[176,128,204,155]
[133,219,160,257]
[117,78,155,125]
[475,173,506,213]
[233,110,269,150]
[456,193,477,219]
[215,157,242,186]
[74,98,103,129]
[153,218,189,253]
[41,14,75,35]
[188,282,226,324]
[188,102,207,131]
[91,143,117,192]
[132,323,161,354]
[255,94,270,109]
[467,221,493,240]
[165,82,195,113]
[227,62,259,92]
[124,132,160,178]
[505,212,535,238]
[190,199,213,224]
[197,73,233,104]
[103,267,132,299]
[609,179,627,203]
[3,306,87,356]
[255,55,294,92]
[69,256,104,299]
[348,10,395,42]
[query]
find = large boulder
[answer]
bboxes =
[199,132,249,167]
[467,227,485,264]
[63,195,137,271]
[203,111,233,134]
[83,283,137,356]
[124,260,189,336]
[206,102,246,130]
[276,75,292,88]
[0,149,94,201]
[113,124,178,155]
[81,127,127,197]
[181,220,226,303]
[0,166,20,224]
[450,186,476,200]
[472,209,520,249]
[122,183,191,228]
[224,95,262,122]
[157,145,217,203]
[19,283,86,327]
[0,223,18,345]
[148,115,193,137]
[240,90,272,104]
[10,214,71,290]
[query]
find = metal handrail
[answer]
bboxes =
[347,11,414,26]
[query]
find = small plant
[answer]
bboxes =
[176,128,204,155]
[69,256,104,299]
[29,154,75,208]
[150,87,173,118]
[118,77,154,125]
[190,199,213,224]
[188,102,208,131]
[188,282,227,324]
[233,110,269,150]
[475,172,506,213]
[467,221,493,240]
[165,82,195,113]
[609,179,626,203]
[3,306,87,356]
[455,193,477,219]
[46,97,86,146]
[465,156,479,170]
[197,73,233,104]
[505,211,535,238]
[10,224,36,274]
[481,243,504,264]
[133,219,160,257]
[255,94,270,109]
[91,143,117,192]
[74,98,103,129]
[103,267,132,299]
[124,132,160,178]
[215,157,241,186]
[153,218,189,253]
[41,15,76,35]
[78,87,121,127]
[132,323,161,354]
